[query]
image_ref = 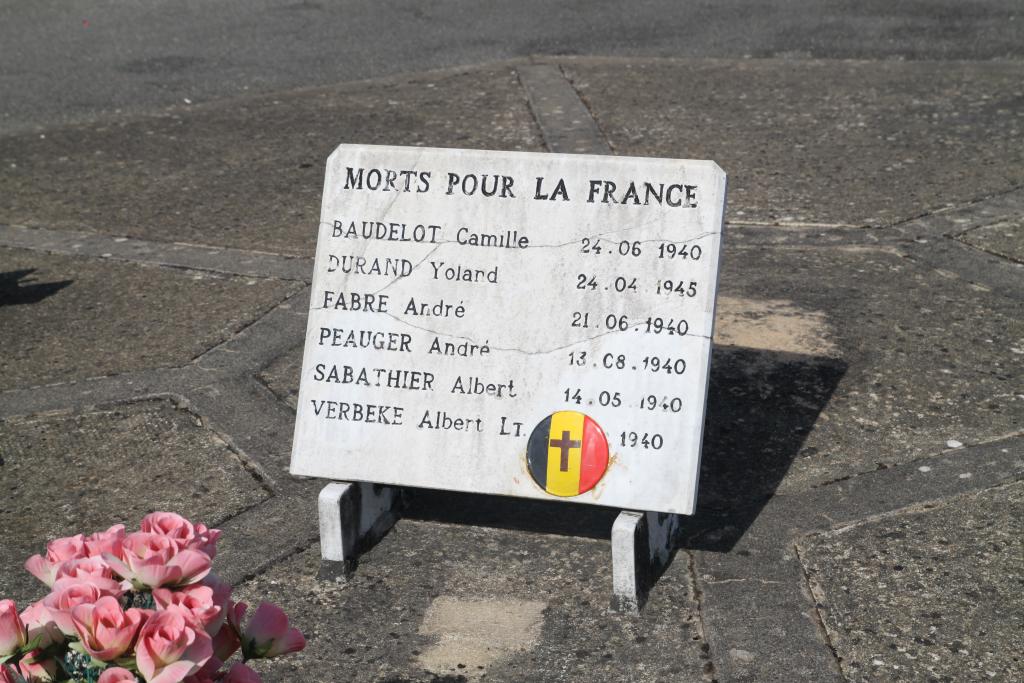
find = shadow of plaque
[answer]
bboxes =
[688,345,846,552]
[401,344,844,597]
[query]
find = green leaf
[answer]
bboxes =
[22,634,46,651]
[112,656,139,673]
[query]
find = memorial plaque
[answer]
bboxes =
[290,145,726,515]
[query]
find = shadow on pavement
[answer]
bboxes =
[0,269,72,307]
[404,345,845,557]
[405,486,620,541]
[688,345,846,552]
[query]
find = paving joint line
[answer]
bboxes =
[784,474,1024,678]
[951,231,1024,266]
[556,63,618,153]
[183,374,298,486]
[884,184,1024,234]
[0,281,307,421]
[802,475,1024,540]
[193,286,310,373]
[792,543,845,672]
[253,343,303,408]
[171,382,281,495]
[518,63,612,155]
[223,531,323,587]
[684,549,718,683]
[0,223,313,282]
[730,220,868,229]
[760,433,1020,535]
[0,367,191,416]
[901,234,1024,301]
[807,430,1024,492]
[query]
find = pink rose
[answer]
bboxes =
[152,586,220,635]
[24,556,59,589]
[42,579,121,636]
[17,651,57,682]
[0,600,27,657]
[135,606,213,683]
[70,596,146,661]
[83,525,126,558]
[0,665,18,683]
[154,573,231,636]
[24,534,87,587]
[53,557,124,594]
[140,513,220,559]
[47,535,87,560]
[98,668,138,683]
[55,555,112,581]
[104,533,211,590]
[19,602,63,650]
[221,663,262,683]
[230,602,305,660]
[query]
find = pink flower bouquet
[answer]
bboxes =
[1,513,304,683]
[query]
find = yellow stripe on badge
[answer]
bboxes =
[545,410,585,497]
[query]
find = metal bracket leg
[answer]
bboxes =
[317,481,401,580]
[610,510,681,613]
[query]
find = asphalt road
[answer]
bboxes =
[2,0,1022,134]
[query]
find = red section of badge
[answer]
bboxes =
[577,415,609,494]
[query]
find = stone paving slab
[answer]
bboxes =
[0,66,543,256]
[565,58,1024,227]
[0,398,269,605]
[0,246,301,388]
[233,521,707,683]
[799,481,1024,682]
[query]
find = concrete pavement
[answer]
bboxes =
[1,56,1021,682]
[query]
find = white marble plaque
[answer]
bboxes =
[290,145,726,515]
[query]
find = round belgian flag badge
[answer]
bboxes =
[527,411,609,497]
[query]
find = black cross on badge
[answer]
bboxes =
[549,430,582,472]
